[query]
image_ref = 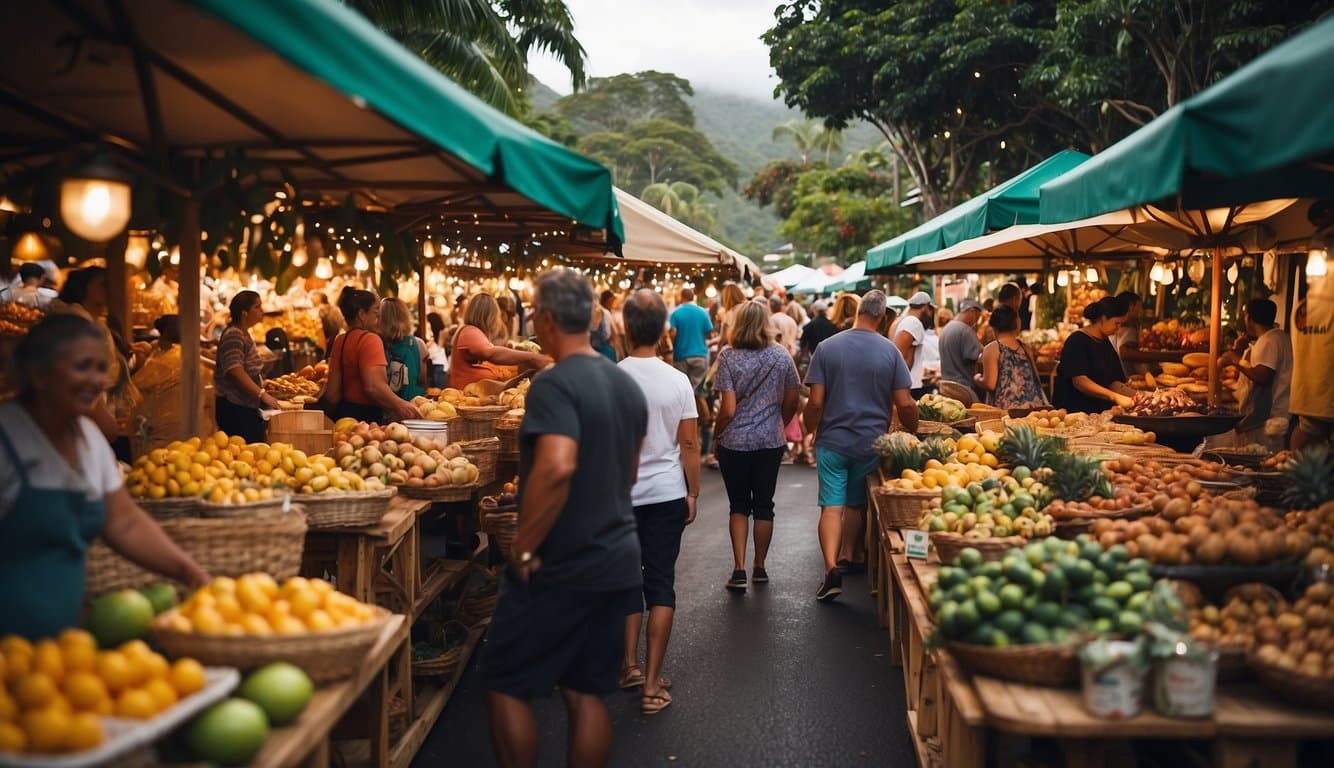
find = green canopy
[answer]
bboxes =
[867,150,1088,272]
[827,260,869,293]
[191,0,623,248]
[1040,15,1334,223]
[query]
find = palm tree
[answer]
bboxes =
[641,182,717,234]
[347,0,587,116]
[772,118,844,166]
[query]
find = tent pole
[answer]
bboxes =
[1209,245,1222,408]
[417,260,427,340]
[106,233,129,344]
[180,199,202,438]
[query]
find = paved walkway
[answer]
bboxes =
[414,464,913,767]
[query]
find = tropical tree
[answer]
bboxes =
[555,71,696,133]
[772,119,844,166]
[776,162,916,261]
[348,0,587,116]
[576,119,738,194]
[641,182,717,233]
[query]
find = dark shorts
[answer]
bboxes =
[673,357,708,394]
[480,576,636,698]
[627,498,688,613]
[716,445,785,521]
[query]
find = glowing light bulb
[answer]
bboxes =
[423,240,435,260]
[355,251,369,271]
[291,247,308,267]
[705,285,718,299]
[1085,267,1098,283]
[1226,263,1239,283]
[1150,263,1164,282]
[1161,266,1175,285]
[1057,271,1069,287]
[315,259,333,279]
[1308,248,1328,277]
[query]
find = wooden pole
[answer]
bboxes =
[1209,245,1222,408]
[179,199,202,438]
[417,261,427,340]
[106,232,129,343]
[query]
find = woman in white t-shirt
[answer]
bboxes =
[1221,299,1293,444]
[0,314,209,639]
[615,289,700,715]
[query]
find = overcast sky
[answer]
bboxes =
[526,0,783,102]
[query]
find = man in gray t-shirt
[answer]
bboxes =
[803,290,918,602]
[939,299,984,388]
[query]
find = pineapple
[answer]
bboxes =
[1046,453,1111,502]
[874,432,925,474]
[1281,445,1334,510]
[921,437,955,464]
[997,425,1064,471]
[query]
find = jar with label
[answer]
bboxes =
[1153,640,1218,717]
[1079,639,1148,720]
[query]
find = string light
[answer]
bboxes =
[1308,247,1328,277]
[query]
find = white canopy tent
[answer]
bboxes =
[765,263,819,287]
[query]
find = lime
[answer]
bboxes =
[1013,466,1032,481]
[1023,542,1047,567]
[1079,540,1104,562]
[1116,611,1144,634]
[1019,623,1052,645]
[957,548,984,570]
[989,629,1011,648]
[979,561,1004,580]
[930,516,949,532]
[1030,601,1062,627]
[238,662,312,726]
[1050,626,1071,643]
[998,584,1026,610]
[955,600,980,631]
[968,575,993,596]
[975,591,1002,616]
[937,566,962,589]
[140,583,178,615]
[1105,544,1130,563]
[1041,567,1067,600]
[188,698,270,766]
[86,590,155,648]
[1125,557,1151,573]
[1125,572,1153,593]
[1075,584,1102,604]
[1090,596,1121,619]
[1067,560,1096,586]
[995,609,1025,635]
[937,602,960,637]
[1065,604,1091,627]
[1104,581,1135,603]
[1003,558,1033,585]
[1125,592,1151,614]
[949,584,973,603]
[1092,617,1114,635]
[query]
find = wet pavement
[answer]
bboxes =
[414,463,914,767]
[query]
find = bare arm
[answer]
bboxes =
[712,391,737,448]
[780,386,800,426]
[677,418,700,524]
[88,399,120,440]
[102,488,209,587]
[511,434,578,576]
[893,387,919,433]
[1072,375,1134,409]
[979,343,1000,392]
[802,383,825,437]
[477,344,551,370]
[416,338,429,388]
[894,330,916,370]
[225,365,279,408]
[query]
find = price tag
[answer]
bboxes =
[904,529,930,559]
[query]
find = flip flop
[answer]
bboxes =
[640,688,672,715]
[618,665,646,690]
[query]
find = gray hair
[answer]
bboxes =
[623,289,667,348]
[858,289,888,318]
[768,295,784,311]
[534,269,597,334]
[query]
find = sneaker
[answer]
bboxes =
[751,567,769,584]
[815,568,843,602]
[837,559,867,576]
[725,569,747,591]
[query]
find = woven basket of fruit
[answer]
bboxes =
[870,486,939,529]
[480,494,518,559]
[411,621,471,678]
[86,510,308,593]
[293,487,397,529]
[930,532,1025,563]
[946,641,1079,686]
[194,496,289,519]
[495,422,520,458]
[457,437,500,485]
[135,496,202,519]
[454,405,510,441]
[1248,647,1334,710]
[397,480,480,502]
[153,605,391,684]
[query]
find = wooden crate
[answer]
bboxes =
[268,408,332,455]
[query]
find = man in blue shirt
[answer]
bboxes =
[803,290,918,602]
[669,287,714,429]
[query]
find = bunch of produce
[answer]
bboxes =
[1262,450,1294,471]
[125,432,383,503]
[1279,445,1334,510]
[1010,408,1091,431]
[0,302,43,336]
[186,662,314,766]
[506,339,542,354]
[248,310,322,346]
[409,395,458,421]
[498,378,529,410]
[1139,319,1209,351]
[1188,584,1287,647]
[917,393,968,423]
[264,371,322,400]
[0,629,207,754]
[159,574,377,635]
[1285,501,1334,545]
[1066,284,1107,325]
[1251,582,1334,680]
[918,474,1054,539]
[929,537,1156,647]
[332,421,480,489]
[1087,497,1311,565]
[1120,387,1206,417]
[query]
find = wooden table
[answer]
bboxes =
[881,529,1334,768]
[251,614,408,768]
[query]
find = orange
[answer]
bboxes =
[0,721,27,752]
[20,707,70,753]
[95,651,133,694]
[14,673,59,709]
[62,672,109,712]
[281,576,311,597]
[235,580,271,614]
[169,658,206,697]
[304,610,335,632]
[272,616,306,635]
[209,576,236,596]
[60,641,97,673]
[118,640,152,660]
[121,654,150,688]
[0,690,19,721]
[251,573,280,599]
[240,615,273,636]
[115,688,157,719]
[308,579,334,596]
[143,678,178,711]
[288,588,320,620]
[30,641,65,683]
[189,606,225,634]
[56,629,96,654]
[64,712,103,751]
[141,653,169,681]
[214,593,244,623]
[0,635,34,661]
[0,654,6,685]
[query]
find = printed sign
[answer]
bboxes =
[904,529,930,559]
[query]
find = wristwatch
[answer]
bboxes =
[516,551,534,566]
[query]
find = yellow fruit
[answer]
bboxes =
[191,606,226,634]
[0,721,27,752]
[64,712,104,751]
[304,610,335,632]
[144,678,179,712]
[309,579,334,596]
[236,581,271,614]
[288,589,320,620]
[272,616,307,635]
[210,576,237,595]
[31,641,64,683]
[141,653,169,681]
[169,659,206,697]
[215,593,244,622]
[56,629,96,654]
[0,690,18,721]
[241,615,273,636]
[95,651,133,694]
[62,672,109,712]
[20,707,69,753]
[118,640,152,660]
[14,673,60,709]
[59,644,96,675]
[115,688,158,719]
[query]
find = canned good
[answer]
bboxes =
[1080,640,1145,720]
[1154,642,1218,718]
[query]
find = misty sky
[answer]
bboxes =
[526,0,784,102]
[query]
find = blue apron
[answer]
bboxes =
[0,424,107,639]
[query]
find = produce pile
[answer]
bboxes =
[918,474,1055,539]
[125,432,386,504]
[434,378,528,409]
[1087,495,1310,566]
[1251,582,1334,681]
[248,310,323,348]
[1066,284,1107,325]
[409,395,458,421]
[1188,583,1285,648]
[1118,387,1231,417]
[917,393,968,423]
[1139,318,1210,351]
[875,431,1003,488]
[332,420,480,489]
[263,363,327,401]
[0,302,42,336]
[157,574,377,635]
[929,537,1156,647]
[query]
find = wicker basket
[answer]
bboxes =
[495,421,520,458]
[133,496,201,519]
[930,532,1026,564]
[86,509,308,593]
[947,641,1079,686]
[948,417,978,432]
[1247,647,1334,709]
[480,500,518,559]
[457,437,500,486]
[411,621,471,678]
[294,487,397,529]
[396,481,480,502]
[976,418,1007,435]
[194,496,290,519]
[152,606,391,684]
[459,593,499,626]
[869,485,939,530]
[454,405,509,441]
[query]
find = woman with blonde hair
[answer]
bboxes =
[379,297,428,400]
[716,283,748,346]
[713,302,800,592]
[448,292,549,390]
[828,293,860,330]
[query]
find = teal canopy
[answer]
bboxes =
[192,0,623,248]
[867,150,1088,272]
[827,260,869,293]
[1040,15,1334,223]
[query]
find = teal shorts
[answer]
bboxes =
[816,447,879,507]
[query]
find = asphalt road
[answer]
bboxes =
[413,463,914,767]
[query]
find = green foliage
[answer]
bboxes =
[576,119,737,195]
[741,159,808,218]
[641,182,717,233]
[776,163,916,261]
[555,71,695,133]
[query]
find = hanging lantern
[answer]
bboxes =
[60,153,132,242]
[1308,247,1329,277]
[1187,256,1206,283]
[291,246,308,267]
[1150,263,1164,283]
[1085,267,1098,283]
[1226,262,1239,284]
[423,240,435,260]
[1057,271,1069,287]
[124,232,149,269]
[1160,264,1175,285]
[315,259,333,279]
[1046,273,1055,293]
[11,231,49,262]
[705,285,718,299]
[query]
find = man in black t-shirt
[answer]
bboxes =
[483,269,647,768]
